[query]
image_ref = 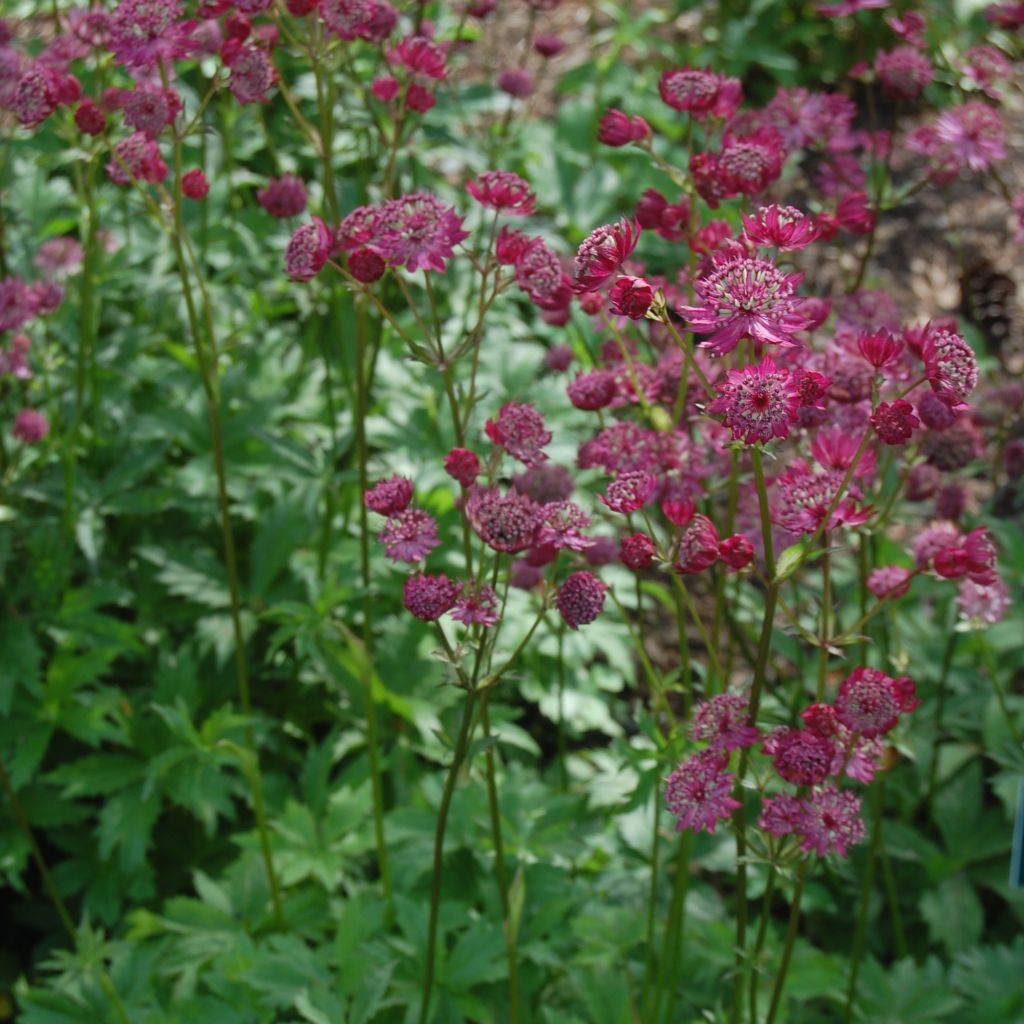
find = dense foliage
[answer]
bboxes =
[1,0,1023,1022]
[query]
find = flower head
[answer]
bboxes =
[876,46,933,100]
[621,532,656,570]
[573,219,639,292]
[835,667,908,737]
[451,581,499,626]
[13,408,48,443]
[364,475,413,516]
[608,275,653,319]
[108,0,194,69]
[658,67,741,119]
[538,501,593,551]
[921,327,978,402]
[373,193,468,273]
[719,534,754,570]
[567,369,617,411]
[665,750,740,833]
[741,204,819,251]
[871,399,919,445]
[444,447,480,487]
[257,174,308,218]
[707,356,801,444]
[599,471,657,514]
[107,131,167,185]
[403,572,459,621]
[556,570,607,629]
[597,108,650,146]
[377,509,440,563]
[691,693,759,753]
[485,402,551,466]
[766,726,835,786]
[674,514,719,575]
[515,237,572,310]
[867,565,912,599]
[795,785,865,857]
[466,170,535,215]
[466,488,543,553]
[285,217,333,281]
[934,101,1005,172]
[678,255,810,357]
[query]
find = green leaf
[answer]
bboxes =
[921,874,984,953]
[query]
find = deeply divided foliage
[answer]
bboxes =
[1,0,1024,1022]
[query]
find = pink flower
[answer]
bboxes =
[556,570,607,629]
[567,369,616,411]
[665,750,740,834]
[817,0,888,16]
[835,192,875,234]
[871,400,919,445]
[390,35,447,78]
[107,131,167,185]
[348,247,385,283]
[835,667,908,737]
[515,238,572,311]
[336,204,381,250]
[181,168,209,199]
[635,188,690,241]
[284,217,333,281]
[716,129,785,198]
[403,572,460,621]
[485,401,551,466]
[691,693,759,753]
[498,67,533,97]
[957,575,1011,626]
[795,785,865,858]
[108,0,195,69]
[226,44,275,104]
[319,0,396,41]
[371,75,399,101]
[921,327,978,402]
[707,356,801,444]
[774,461,872,535]
[533,32,565,57]
[719,534,754,570]
[466,170,535,215]
[0,277,34,332]
[917,391,959,431]
[538,501,593,551]
[620,532,656,570]
[741,204,819,251]
[378,508,440,563]
[373,193,469,273]
[934,527,998,585]
[599,471,657,514]
[451,581,499,626]
[14,64,61,127]
[75,100,107,134]
[678,255,810,357]
[597,108,650,146]
[573,219,640,292]
[444,448,480,487]
[867,565,912,599]
[673,514,719,575]
[758,793,803,837]
[856,329,902,368]
[257,174,308,218]
[887,10,925,44]
[13,408,48,443]
[466,488,543,553]
[766,727,835,786]
[364,475,413,515]
[608,275,653,319]
[658,67,741,119]
[934,101,1006,172]
[123,84,180,137]
[876,46,933,100]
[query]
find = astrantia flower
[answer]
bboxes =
[485,401,551,466]
[556,571,607,629]
[719,534,754,570]
[774,461,872,535]
[707,356,801,444]
[108,0,194,69]
[573,219,639,292]
[538,501,593,551]
[867,565,912,599]
[608,276,653,320]
[181,168,209,199]
[378,508,439,563]
[451,581,499,626]
[673,514,719,575]
[12,408,48,443]
[599,471,656,514]
[0,277,34,332]
[444,447,480,487]
[597,107,650,146]
[320,0,396,41]
[498,67,533,97]
[14,64,60,127]
[758,793,803,837]
[373,193,468,273]
[857,329,903,368]
[466,170,535,215]
[621,532,656,570]
[515,237,572,310]
[364,475,413,515]
[513,464,573,504]
[871,400,919,445]
[741,204,819,251]
[934,101,1005,172]
[957,575,1010,627]
[876,46,933,100]
[717,129,785,198]
[792,368,832,409]
[678,255,810,357]
[107,131,167,185]
[664,750,740,834]
[917,391,958,431]
[390,35,447,78]
[934,526,998,585]
[258,174,308,218]
[284,217,332,281]
[658,67,741,119]
[567,369,616,411]
[835,667,905,737]
[123,84,180,137]
[635,188,690,241]
[766,727,835,786]
[466,488,543,553]
[403,572,459,621]
[921,327,978,402]
[795,785,865,858]
[691,693,759,753]
[226,44,275,104]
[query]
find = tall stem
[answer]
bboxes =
[419,689,479,1024]
[817,534,832,702]
[763,860,809,1024]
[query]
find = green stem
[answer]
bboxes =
[749,864,778,1024]
[763,860,809,1024]
[817,534,832,703]
[651,832,691,1023]
[419,689,479,1024]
